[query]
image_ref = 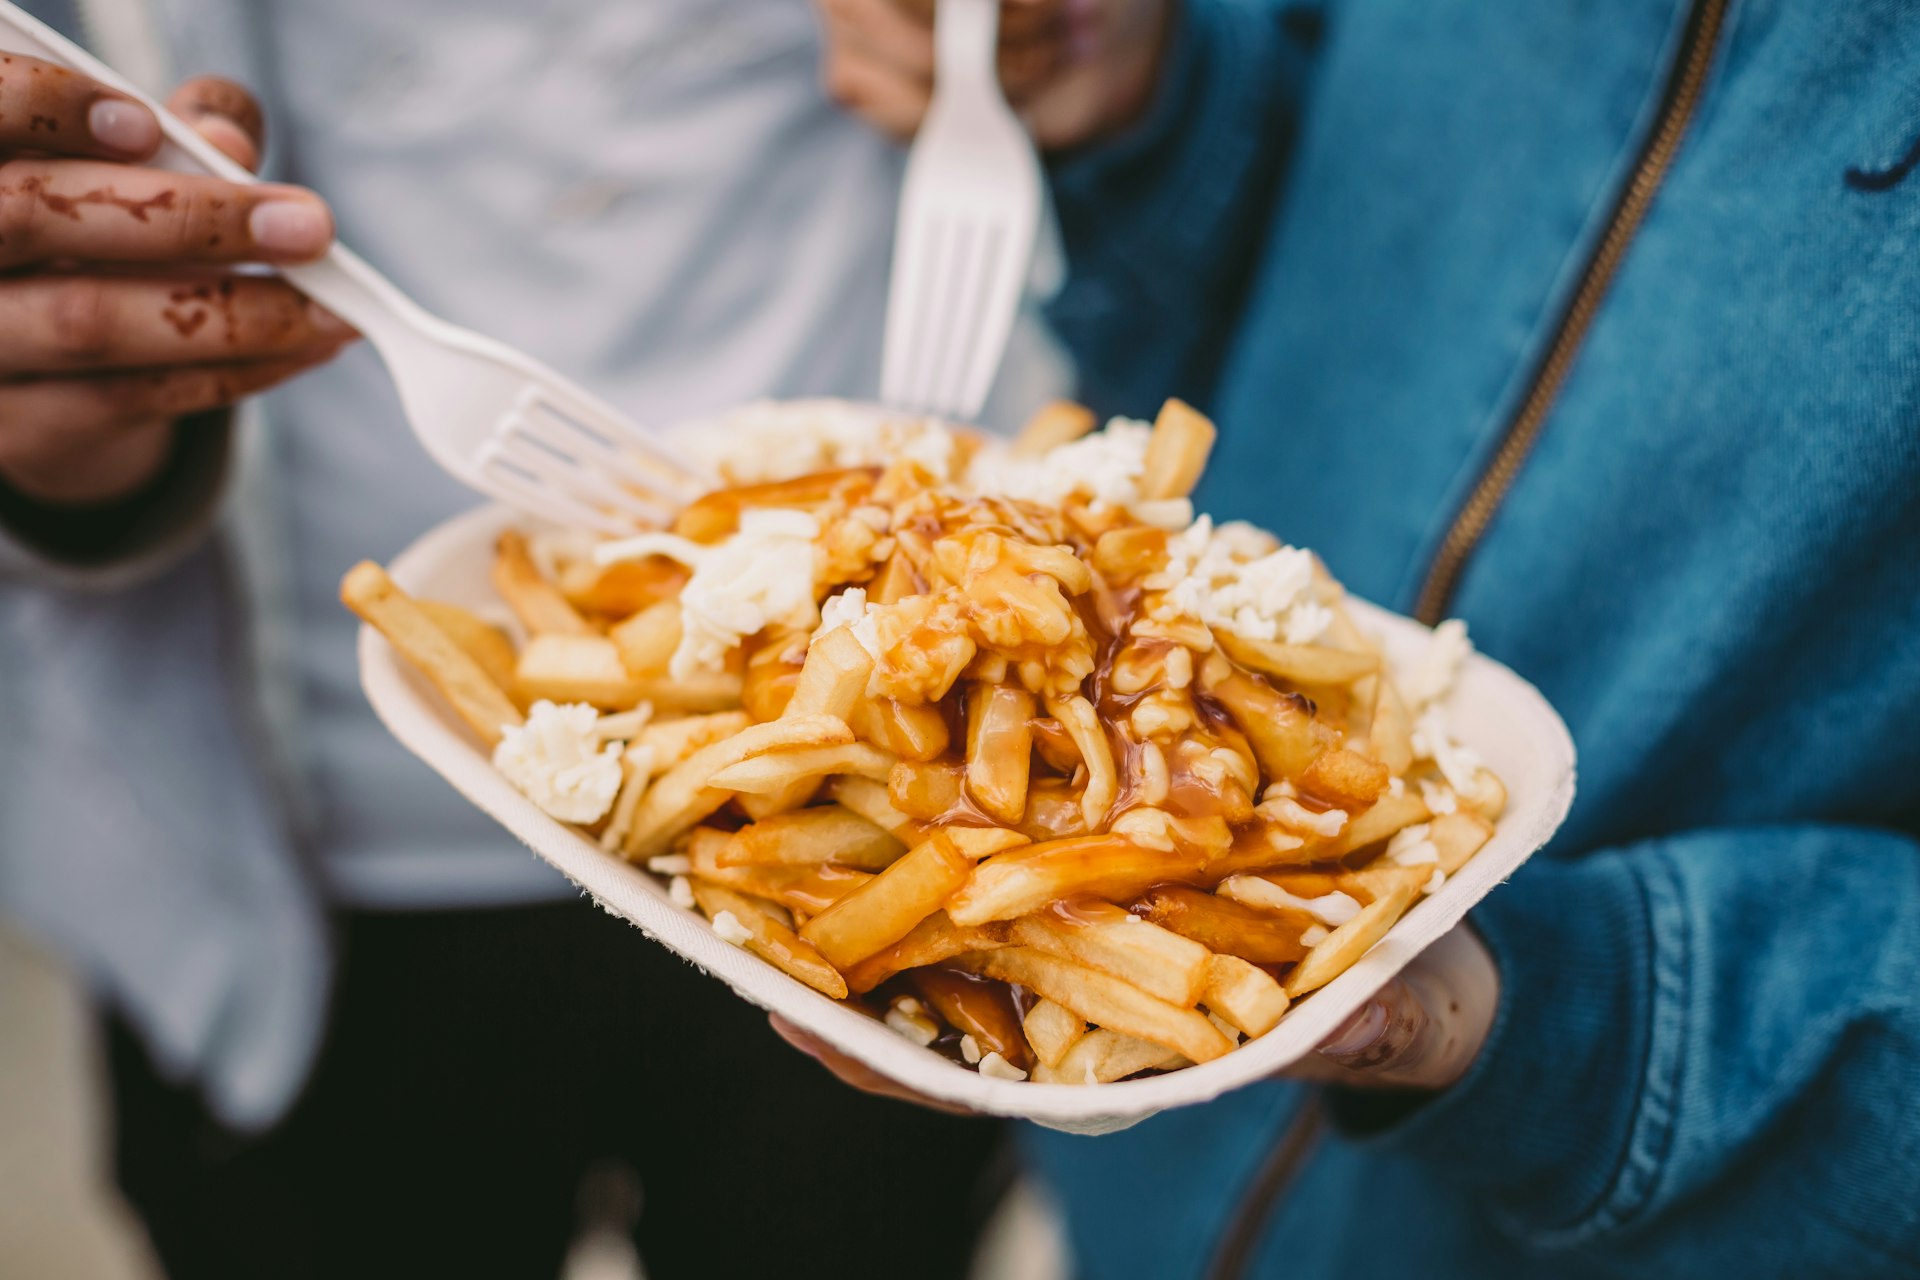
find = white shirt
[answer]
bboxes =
[248,0,1067,906]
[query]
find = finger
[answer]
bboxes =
[0,52,159,159]
[1306,928,1499,1090]
[0,273,354,374]
[819,0,938,82]
[768,1016,974,1115]
[0,346,345,470]
[0,159,334,267]
[167,76,265,172]
[820,38,935,143]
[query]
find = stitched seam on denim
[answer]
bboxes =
[1535,851,1692,1248]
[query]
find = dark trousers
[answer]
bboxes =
[109,900,1008,1279]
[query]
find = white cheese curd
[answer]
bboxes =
[491,701,624,823]
[884,1004,938,1047]
[965,416,1153,509]
[1398,618,1473,710]
[711,911,754,947]
[812,586,871,644]
[1256,794,1348,838]
[959,1034,983,1065]
[607,508,822,679]
[1146,516,1332,646]
[646,854,692,876]
[1221,877,1363,926]
[1424,869,1448,895]
[1418,779,1458,814]
[1300,924,1331,947]
[668,876,697,910]
[1385,823,1432,857]
[977,1051,1028,1081]
[1411,705,1485,794]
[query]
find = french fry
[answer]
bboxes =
[1022,999,1087,1069]
[751,627,879,813]
[1284,880,1419,997]
[1012,400,1097,457]
[841,912,1011,994]
[888,759,968,821]
[965,683,1035,825]
[493,530,593,635]
[718,807,905,871]
[1047,695,1116,829]
[1137,399,1216,501]
[851,696,950,762]
[341,562,523,746]
[599,741,657,852]
[414,600,519,694]
[687,880,847,999]
[1133,885,1314,965]
[946,835,1206,927]
[558,556,686,618]
[1368,677,1414,775]
[1036,1029,1187,1085]
[956,947,1234,1065]
[911,967,1032,1070]
[800,831,976,968]
[629,671,746,714]
[637,711,752,769]
[942,827,1032,859]
[1200,954,1289,1038]
[515,633,646,709]
[1320,790,1430,859]
[1427,810,1495,873]
[1200,661,1339,783]
[825,775,926,843]
[674,468,876,543]
[1214,632,1379,686]
[1460,767,1507,820]
[707,741,896,793]
[609,599,681,677]
[1298,748,1389,811]
[1008,903,1210,1006]
[687,833,875,915]
[741,627,807,721]
[621,714,853,858]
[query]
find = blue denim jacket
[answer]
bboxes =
[1024,1,1920,1275]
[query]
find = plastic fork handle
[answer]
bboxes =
[936,0,1001,96]
[0,1,438,356]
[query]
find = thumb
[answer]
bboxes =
[1312,925,1500,1090]
[166,75,266,173]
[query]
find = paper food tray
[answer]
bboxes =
[359,503,1576,1133]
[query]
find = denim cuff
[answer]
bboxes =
[1324,851,1675,1241]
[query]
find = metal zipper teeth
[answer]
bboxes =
[1412,0,1732,625]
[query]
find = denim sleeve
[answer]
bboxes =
[1330,826,1920,1273]
[1045,0,1318,418]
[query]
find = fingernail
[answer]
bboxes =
[1320,1000,1387,1058]
[306,303,356,340]
[249,199,332,258]
[88,98,159,154]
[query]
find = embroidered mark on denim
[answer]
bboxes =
[1845,130,1920,191]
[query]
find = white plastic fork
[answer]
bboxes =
[0,2,709,534]
[880,0,1043,422]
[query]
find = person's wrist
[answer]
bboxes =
[0,417,178,506]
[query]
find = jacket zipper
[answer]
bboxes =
[1412,0,1732,624]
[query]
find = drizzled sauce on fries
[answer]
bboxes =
[343,398,1506,1085]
